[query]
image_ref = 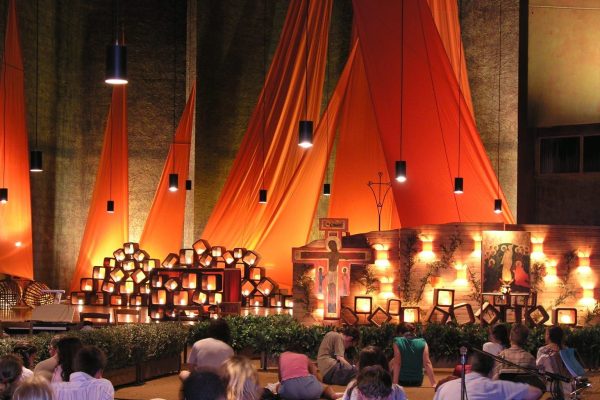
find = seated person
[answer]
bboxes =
[317,327,360,386]
[352,365,397,400]
[493,323,536,380]
[222,355,263,400]
[34,335,61,381]
[277,344,340,400]
[434,351,542,400]
[13,376,53,400]
[182,369,227,400]
[483,323,510,356]
[343,346,406,400]
[536,326,572,396]
[12,341,37,381]
[51,345,114,400]
[181,318,234,380]
[391,323,436,387]
[0,355,23,400]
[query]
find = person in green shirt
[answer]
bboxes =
[391,323,436,388]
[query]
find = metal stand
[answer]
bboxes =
[460,346,468,400]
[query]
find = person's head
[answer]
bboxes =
[396,323,416,337]
[182,369,227,400]
[489,323,509,348]
[207,318,231,344]
[48,335,61,358]
[470,351,494,377]
[12,342,38,369]
[509,323,529,347]
[546,326,564,347]
[327,238,340,252]
[358,346,389,372]
[0,354,23,398]
[12,375,53,400]
[341,326,360,349]
[356,365,392,400]
[222,356,261,400]
[56,336,83,382]
[74,346,107,379]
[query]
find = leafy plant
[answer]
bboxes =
[584,301,600,326]
[294,268,315,311]
[467,265,482,302]
[358,265,378,294]
[414,233,462,303]
[398,231,419,304]
[530,261,545,293]
[553,250,577,307]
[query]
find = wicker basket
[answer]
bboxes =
[0,279,23,310]
[22,281,55,307]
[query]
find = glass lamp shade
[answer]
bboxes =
[169,173,179,192]
[0,188,7,204]
[454,177,463,194]
[298,120,313,148]
[30,150,43,172]
[105,44,128,85]
[259,189,267,204]
[107,200,115,213]
[494,198,502,214]
[395,160,407,182]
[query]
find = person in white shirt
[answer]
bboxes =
[483,323,510,357]
[434,351,542,400]
[52,345,114,400]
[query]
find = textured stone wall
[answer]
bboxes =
[461,0,520,218]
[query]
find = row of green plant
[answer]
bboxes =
[2,316,599,371]
[0,322,187,371]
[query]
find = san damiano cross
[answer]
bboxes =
[293,218,373,319]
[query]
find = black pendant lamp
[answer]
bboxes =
[259,189,267,204]
[298,120,313,149]
[185,179,192,190]
[107,199,115,213]
[395,160,407,183]
[0,188,7,204]
[105,1,127,85]
[169,173,179,192]
[30,150,42,172]
[454,177,464,194]
[323,183,331,196]
[494,199,502,214]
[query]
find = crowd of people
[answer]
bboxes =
[0,319,580,400]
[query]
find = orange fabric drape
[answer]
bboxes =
[352,0,514,225]
[139,84,196,260]
[69,87,128,293]
[201,0,332,286]
[0,0,33,280]
[328,43,400,233]
[427,0,475,117]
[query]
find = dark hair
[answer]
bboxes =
[12,342,37,369]
[183,369,227,400]
[56,336,83,381]
[547,326,564,346]
[0,354,23,400]
[358,346,389,372]
[509,324,529,347]
[74,346,107,377]
[356,365,392,399]
[396,323,416,336]
[470,351,494,376]
[208,318,231,344]
[490,323,510,348]
[341,326,360,342]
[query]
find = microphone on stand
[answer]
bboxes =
[459,345,468,400]
[460,345,468,365]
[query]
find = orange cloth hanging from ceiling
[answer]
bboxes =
[0,0,33,280]
[328,43,400,233]
[427,0,475,118]
[352,0,514,225]
[69,87,128,293]
[201,0,332,286]
[140,84,195,261]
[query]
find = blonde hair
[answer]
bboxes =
[222,356,261,400]
[12,376,53,400]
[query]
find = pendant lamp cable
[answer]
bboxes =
[456,0,462,180]
[324,1,330,195]
[35,0,39,150]
[304,0,309,122]
[496,2,502,198]
[2,54,6,188]
[262,0,267,195]
[400,0,404,161]
[172,0,177,175]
